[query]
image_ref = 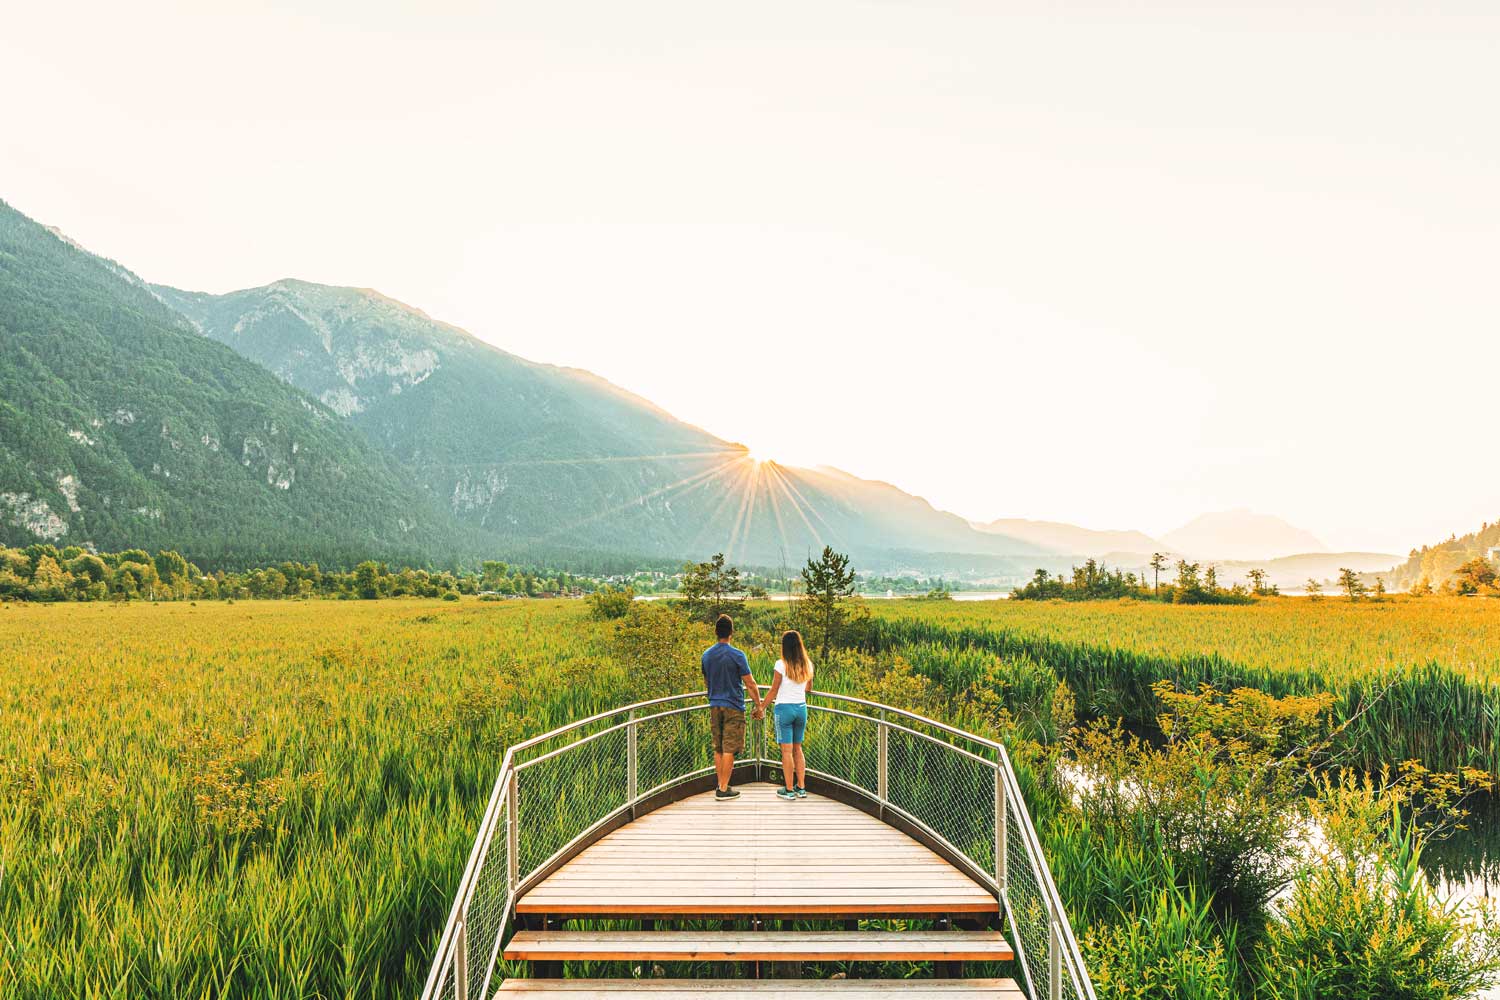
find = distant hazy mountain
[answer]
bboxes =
[1160,510,1327,562]
[0,200,467,566]
[152,278,1039,568]
[973,518,1159,558]
[1216,551,1399,589]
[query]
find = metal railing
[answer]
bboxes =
[418,688,1096,1000]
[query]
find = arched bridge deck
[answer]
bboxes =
[517,783,997,918]
[420,689,1095,1000]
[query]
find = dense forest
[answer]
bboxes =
[1379,519,1500,593]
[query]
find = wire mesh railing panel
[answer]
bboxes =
[635,709,712,798]
[461,811,510,1000]
[1064,968,1085,1000]
[1005,789,1053,1000]
[514,726,629,880]
[800,707,879,793]
[886,727,996,879]
[429,941,456,1000]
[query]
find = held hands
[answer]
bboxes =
[753,705,766,720]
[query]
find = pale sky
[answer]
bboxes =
[5,1,1497,554]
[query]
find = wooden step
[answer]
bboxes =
[495,979,1024,997]
[504,930,1014,963]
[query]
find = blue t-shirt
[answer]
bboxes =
[702,642,751,710]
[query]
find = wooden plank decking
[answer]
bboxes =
[495,981,1024,997]
[516,785,997,917]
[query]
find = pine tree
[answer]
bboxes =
[801,546,857,659]
[680,553,744,623]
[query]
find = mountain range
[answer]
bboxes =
[0,201,471,566]
[0,198,1051,570]
[0,197,1398,574]
[150,277,1049,569]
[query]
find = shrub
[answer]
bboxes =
[1071,683,1334,924]
[586,585,635,620]
[614,601,706,698]
[1257,804,1500,1000]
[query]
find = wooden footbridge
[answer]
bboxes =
[420,689,1095,1000]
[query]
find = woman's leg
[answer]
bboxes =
[792,743,806,789]
[779,742,795,790]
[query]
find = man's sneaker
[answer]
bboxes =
[714,788,740,801]
[777,788,798,801]
[795,786,808,799]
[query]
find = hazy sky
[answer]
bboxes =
[5,1,1497,554]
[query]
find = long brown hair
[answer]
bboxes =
[781,630,812,684]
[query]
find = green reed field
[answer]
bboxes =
[869,597,1500,775]
[3,596,1498,999]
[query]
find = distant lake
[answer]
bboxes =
[637,591,1015,601]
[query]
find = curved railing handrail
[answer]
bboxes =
[804,688,1005,753]
[509,691,708,756]
[419,686,1096,1000]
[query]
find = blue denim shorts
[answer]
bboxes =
[774,703,807,744]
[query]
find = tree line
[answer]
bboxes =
[0,543,599,602]
[1011,556,1264,604]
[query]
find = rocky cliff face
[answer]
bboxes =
[0,200,467,566]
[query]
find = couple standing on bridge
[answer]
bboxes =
[702,614,814,802]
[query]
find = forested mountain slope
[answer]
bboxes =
[0,200,466,567]
[1380,520,1500,590]
[157,278,1041,568]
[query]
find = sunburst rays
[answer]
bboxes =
[517,445,831,564]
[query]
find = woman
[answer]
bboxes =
[764,629,813,800]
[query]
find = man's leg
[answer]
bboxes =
[720,710,745,790]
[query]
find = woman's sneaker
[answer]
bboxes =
[795,786,808,798]
[777,788,798,801]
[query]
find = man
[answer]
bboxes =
[701,613,764,800]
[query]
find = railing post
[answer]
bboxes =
[454,919,469,1000]
[753,689,763,782]
[1049,914,1063,1000]
[876,712,889,812]
[627,709,638,818]
[994,761,1007,894]
[506,770,519,893]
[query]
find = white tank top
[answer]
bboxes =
[773,659,811,705]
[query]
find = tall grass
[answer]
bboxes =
[0,599,632,1000]
[4,596,1496,998]
[867,597,1500,774]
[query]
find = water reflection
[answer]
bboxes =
[1424,800,1499,908]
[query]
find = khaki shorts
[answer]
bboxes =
[710,706,746,755]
